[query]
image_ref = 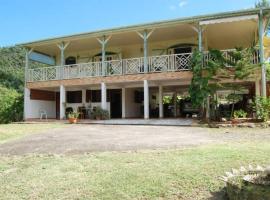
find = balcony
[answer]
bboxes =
[27,49,259,82]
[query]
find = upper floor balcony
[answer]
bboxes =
[27,49,260,83]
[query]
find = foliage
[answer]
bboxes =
[253,97,270,122]
[0,46,25,92]
[189,50,211,108]
[255,0,270,8]
[0,85,23,123]
[233,109,248,119]
[67,111,80,119]
[91,106,109,120]
[226,48,258,80]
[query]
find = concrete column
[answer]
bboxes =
[60,85,66,119]
[101,82,107,110]
[159,85,163,118]
[24,49,32,121]
[198,26,203,52]
[255,79,261,96]
[144,80,149,119]
[259,9,266,97]
[24,88,30,120]
[82,89,86,105]
[122,88,126,119]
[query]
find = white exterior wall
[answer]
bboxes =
[125,88,142,118]
[26,100,56,119]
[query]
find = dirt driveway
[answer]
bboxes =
[0,124,269,155]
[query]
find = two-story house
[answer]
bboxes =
[22,8,270,120]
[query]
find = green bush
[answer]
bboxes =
[233,109,247,119]
[253,97,270,122]
[0,85,23,123]
[91,107,109,120]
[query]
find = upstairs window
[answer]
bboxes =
[65,56,76,65]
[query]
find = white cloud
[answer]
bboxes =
[179,0,188,7]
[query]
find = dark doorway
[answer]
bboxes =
[56,92,60,119]
[109,89,122,118]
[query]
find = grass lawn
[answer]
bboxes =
[0,123,64,144]
[0,141,269,200]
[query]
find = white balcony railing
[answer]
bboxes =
[27,50,259,82]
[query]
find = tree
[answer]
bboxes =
[255,0,270,8]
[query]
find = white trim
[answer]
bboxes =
[199,15,258,25]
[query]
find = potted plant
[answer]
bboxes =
[67,111,79,124]
[91,107,109,120]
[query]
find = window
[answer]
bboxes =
[65,56,76,65]
[66,91,82,103]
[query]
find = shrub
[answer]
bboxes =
[91,107,109,120]
[67,111,79,119]
[253,97,270,122]
[233,109,247,119]
[0,85,23,123]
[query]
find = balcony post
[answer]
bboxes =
[97,36,111,76]
[101,82,107,110]
[60,85,66,120]
[57,42,70,79]
[137,29,154,73]
[144,80,149,119]
[198,26,203,52]
[159,85,163,118]
[259,9,266,97]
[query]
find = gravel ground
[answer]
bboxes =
[0,124,269,155]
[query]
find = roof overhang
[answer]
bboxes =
[19,8,270,48]
[199,14,258,25]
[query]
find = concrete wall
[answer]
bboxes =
[26,100,56,119]
[125,88,142,118]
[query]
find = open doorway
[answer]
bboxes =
[109,89,122,119]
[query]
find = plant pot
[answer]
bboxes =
[232,119,240,124]
[68,117,77,124]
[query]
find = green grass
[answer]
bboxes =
[0,123,64,144]
[0,142,269,200]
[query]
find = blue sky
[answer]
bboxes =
[0,0,257,47]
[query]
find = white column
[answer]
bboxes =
[82,89,86,105]
[24,49,33,120]
[60,85,66,120]
[159,85,163,118]
[101,82,107,110]
[255,79,261,96]
[122,88,126,119]
[144,80,149,119]
[24,88,31,120]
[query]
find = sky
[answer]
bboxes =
[0,0,258,47]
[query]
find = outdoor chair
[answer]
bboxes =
[39,109,47,120]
